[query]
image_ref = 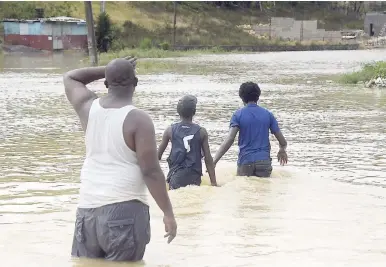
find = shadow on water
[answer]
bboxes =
[1,49,386,266]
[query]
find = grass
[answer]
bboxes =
[96,38,354,74]
[98,47,228,62]
[98,39,348,61]
[96,47,229,75]
[84,48,229,75]
[95,39,348,75]
[338,61,386,84]
[94,58,227,76]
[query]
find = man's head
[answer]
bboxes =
[177,95,197,120]
[239,82,261,104]
[104,58,138,94]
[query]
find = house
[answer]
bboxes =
[2,16,88,51]
[364,12,386,37]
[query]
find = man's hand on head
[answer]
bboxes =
[123,56,137,69]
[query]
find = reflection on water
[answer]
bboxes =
[0,51,87,73]
[1,50,386,266]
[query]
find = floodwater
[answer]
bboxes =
[1,49,386,267]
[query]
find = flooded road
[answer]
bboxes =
[1,50,386,266]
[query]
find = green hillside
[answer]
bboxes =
[0,1,373,48]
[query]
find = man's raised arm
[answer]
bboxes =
[63,66,105,114]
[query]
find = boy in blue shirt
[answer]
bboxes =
[213,82,288,177]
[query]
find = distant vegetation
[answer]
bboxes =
[339,61,386,84]
[98,39,356,62]
[1,1,385,55]
[95,12,114,53]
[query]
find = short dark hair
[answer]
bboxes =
[177,95,197,118]
[105,58,137,89]
[239,82,261,103]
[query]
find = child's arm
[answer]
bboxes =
[158,126,171,160]
[213,127,238,166]
[200,127,218,186]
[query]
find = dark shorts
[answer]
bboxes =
[168,168,201,190]
[237,159,273,177]
[71,200,150,262]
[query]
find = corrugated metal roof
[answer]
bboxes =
[2,17,86,24]
[45,16,86,23]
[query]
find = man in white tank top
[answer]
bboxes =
[63,57,177,262]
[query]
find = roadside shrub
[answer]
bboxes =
[339,61,386,84]
[139,38,153,50]
[159,41,170,50]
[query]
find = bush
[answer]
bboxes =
[96,12,113,53]
[159,42,170,50]
[339,61,386,84]
[139,38,153,50]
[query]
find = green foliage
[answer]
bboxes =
[0,2,36,19]
[0,2,74,19]
[109,24,125,51]
[139,38,153,50]
[96,12,112,52]
[117,20,151,48]
[339,62,386,84]
[0,1,366,51]
[159,42,170,50]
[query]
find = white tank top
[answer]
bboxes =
[78,98,148,208]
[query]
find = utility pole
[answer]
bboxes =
[100,1,105,13]
[173,1,177,48]
[84,1,98,66]
[300,20,304,42]
[269,17,272,41]
[300,6,304,42]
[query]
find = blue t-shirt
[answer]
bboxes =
[230,103,280,165]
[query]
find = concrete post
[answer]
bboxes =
[300,20,304,42]
[100,1,105,13]
[269,17,272,40]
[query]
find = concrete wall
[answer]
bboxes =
[364,13,386,37]
[3,21,87,51]
[252,25,270,36]
[254,17,343,43]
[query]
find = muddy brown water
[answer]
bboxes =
[1,50,386,267]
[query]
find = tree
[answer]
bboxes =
[95,12,112,53]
